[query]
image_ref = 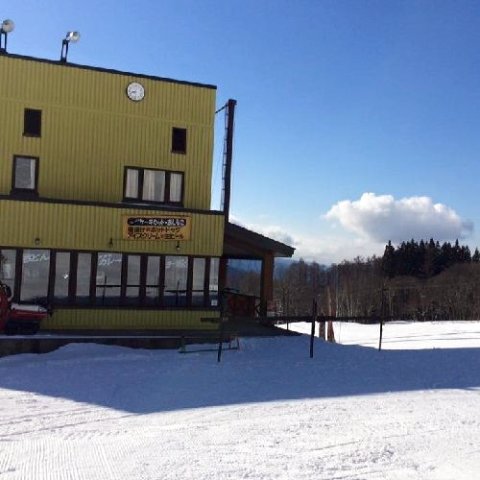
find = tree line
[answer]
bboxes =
[228,240,480,320]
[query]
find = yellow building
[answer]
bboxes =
[0,49,293,332]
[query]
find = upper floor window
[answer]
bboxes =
[172,127,187,154]
[12,156,39,194]
[124,167,183,205]
[24,109,42,137]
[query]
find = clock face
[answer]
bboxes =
[126,82,145,102]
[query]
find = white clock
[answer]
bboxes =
[126,82,145,101]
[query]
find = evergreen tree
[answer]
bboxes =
[381,240,396,278]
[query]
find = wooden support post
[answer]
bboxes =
[260,252,274,317]
[310,299,317,358]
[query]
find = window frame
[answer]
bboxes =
[171,127,187,154]
[123,166,184,206]
[2,246,220,310]
[11,155,39,196]
[23,108,42,137]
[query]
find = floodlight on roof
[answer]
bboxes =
[1,19,14,33]
[66,31,80,43]
[0,19,15,53]
[60,30,80,62]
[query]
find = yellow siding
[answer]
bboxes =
[0,199,224,256]
[42,308,220,330]
[0,55,216,210]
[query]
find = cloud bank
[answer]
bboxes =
[325,193,473,243]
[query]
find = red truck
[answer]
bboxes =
[0,282,49,335]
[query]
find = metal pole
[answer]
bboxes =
[310,299,317,358]
[217,318,225,363]
[378,286,385,351]
[223,99,237,221]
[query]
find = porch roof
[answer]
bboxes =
[223,222,295,259]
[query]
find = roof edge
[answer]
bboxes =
[225,222,295,258]
[0,52,217,90]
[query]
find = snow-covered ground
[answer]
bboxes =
[0,322,479,480]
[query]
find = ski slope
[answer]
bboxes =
[0,321,479,479]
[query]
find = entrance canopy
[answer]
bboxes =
[222,222,295,316]
[223,222,295,260]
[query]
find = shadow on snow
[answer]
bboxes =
[0,335,479,414]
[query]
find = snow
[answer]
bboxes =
[0,322,479,479]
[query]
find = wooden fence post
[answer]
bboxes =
[310,299,317,358]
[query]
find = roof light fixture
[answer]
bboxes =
[0,19,15,53]
[60,30,80,62]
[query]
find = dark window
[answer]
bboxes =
[124,167,183,205]
[24,109,42,137]
[172,128,187,154]
[12,156,39,194]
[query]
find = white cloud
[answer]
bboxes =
[291,234,385,264]
[231,217,295,246]
[231,195,475,265]
[325,193,473,243]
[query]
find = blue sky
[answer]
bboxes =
[3,1,480,263]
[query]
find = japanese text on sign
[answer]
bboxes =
[123,215,191,240]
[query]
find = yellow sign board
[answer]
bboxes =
[123,215,191,241]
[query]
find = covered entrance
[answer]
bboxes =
[220,222,295,317]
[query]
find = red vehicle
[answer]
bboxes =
[0,282,49,335]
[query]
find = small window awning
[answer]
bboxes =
[223,222,295,259]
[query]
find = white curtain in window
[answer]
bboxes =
[15,157,36,189]
[125,169,139,198]
[169,173,183,202]
[143,170,165,201]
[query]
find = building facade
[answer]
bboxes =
[0,52,228,330]
[0,51,294,332]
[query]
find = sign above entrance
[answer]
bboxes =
[123,215,191,241]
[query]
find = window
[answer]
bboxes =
[209,258,220,306]
[24,109,42,137]
[124,167,183,205]
[4,247,220,309]
[20,250,50,303]
[172,127,187,154]
[143,169,165,202]
[54,252,71,304]
[0,249,16,299]
[164,256,188,306]
[12,156,38,193]
[145,256,162,305]
[96,253,122,305]
[76,253,92,304]
[125,255,141,304]
[192,258,206,306]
